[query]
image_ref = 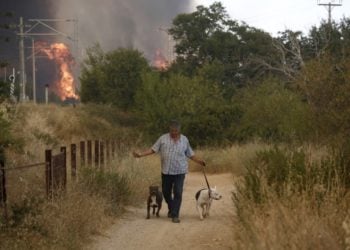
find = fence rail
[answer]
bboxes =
[1,139,118,219]
[0,162,46,171]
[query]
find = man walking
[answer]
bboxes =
[133,120,205,223]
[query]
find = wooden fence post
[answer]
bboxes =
[87,140,92,166]
[112,140,116,159]
[80,141,85,167]
[71,144,76,179]
[106,140,110,164]
[0,159,8,221]
[0,160,5,205]
[60,147,67,189]
[94,140,99,168]
[100,141,104,169]
[45,149,52,198]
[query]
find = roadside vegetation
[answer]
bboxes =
[1,1,350,249]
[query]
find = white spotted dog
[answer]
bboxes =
[195,186,222,220]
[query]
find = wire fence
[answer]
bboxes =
[0,139,119,220]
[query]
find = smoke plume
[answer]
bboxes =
[53,0,194,60]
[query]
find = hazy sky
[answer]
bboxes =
[194,0,350,35]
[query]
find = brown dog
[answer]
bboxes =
[147,185,163,219]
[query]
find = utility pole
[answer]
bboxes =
[32,38,36,104]
[19,17,26,102]
[317,0,342,25]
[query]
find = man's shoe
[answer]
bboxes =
[167,211,172,218]
[172,217,180,223]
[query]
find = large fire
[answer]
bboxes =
[153,49,169,71]
[36,41,79,101]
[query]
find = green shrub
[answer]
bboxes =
[236,78,313,143]
[135,72,239,146]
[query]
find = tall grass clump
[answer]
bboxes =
[79,167,131,215]
[0,181,108,249]
[233,144,350,250]
[191,142,271,175]
[114,154,161,204]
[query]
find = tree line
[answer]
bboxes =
[79,2,350,146]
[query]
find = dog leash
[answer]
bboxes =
[202,165,212,198]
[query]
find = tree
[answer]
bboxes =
[169,2,277,97]
[169,2,229,72]
[135,72,238,146]
[80,45,149,110]
[304,18,350,60]
[296,53,350,143]
[236,78,312,142]
[80,44,106,103]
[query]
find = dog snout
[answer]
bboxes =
[215,194,222,200]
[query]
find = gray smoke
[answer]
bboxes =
[53,0,194,61]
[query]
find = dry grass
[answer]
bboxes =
[232,145,349,250]
[6,103,138,165]
[233,191,348,250]
[0,186,109,250]
[191,142,271,175]
[0,103,144,250]
[0,153,161,250]
[114,154,161,204]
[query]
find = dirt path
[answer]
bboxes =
[89,172,236,250]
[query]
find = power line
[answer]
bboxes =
[317,0,343,25]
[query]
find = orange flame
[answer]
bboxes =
[36,41,79,101]
[153,49,169,71]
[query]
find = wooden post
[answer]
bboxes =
[60,147,67,189]
[71,144,76,179]
[112,140,116,159]
[0,161,5,205]
[45,149,52,198]
[80,141,85,167]
[0,159,8,221]
[100,141,104,169]
[106,140,110,164]
[87,140,92,166]
[94,140,99,168]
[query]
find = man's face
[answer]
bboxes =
[169,126,180,138]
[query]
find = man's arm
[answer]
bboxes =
[133,149,155,158]
[190,155,206,166]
